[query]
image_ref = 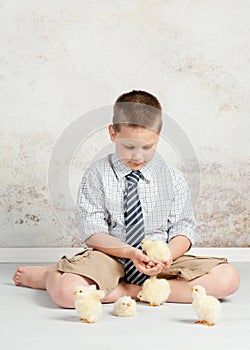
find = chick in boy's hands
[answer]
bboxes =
[142,238,173,273]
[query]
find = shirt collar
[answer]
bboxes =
[110,152,162,182]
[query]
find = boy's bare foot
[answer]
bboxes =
[102,280,141,303]
[12,264,57,290]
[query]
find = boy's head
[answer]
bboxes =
[109,90,162,170]
[112,90,162,134]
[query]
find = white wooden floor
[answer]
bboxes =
[1,262,249,350]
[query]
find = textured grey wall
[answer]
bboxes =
[0,1,249,247]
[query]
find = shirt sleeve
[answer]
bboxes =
[167,171,196,247]
[75,168,109,243]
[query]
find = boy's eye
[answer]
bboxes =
[123,144,153,150]
[143,145,153,150]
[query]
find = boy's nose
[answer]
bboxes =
[132,150,143,162]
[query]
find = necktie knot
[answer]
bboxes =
[126,171,142,185]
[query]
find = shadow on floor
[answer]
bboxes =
[32,289,59,309]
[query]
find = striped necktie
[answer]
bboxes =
[124,171,148,285]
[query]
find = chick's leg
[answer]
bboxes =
[194,320,214,326]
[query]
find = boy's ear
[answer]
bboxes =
[108,124,116,142]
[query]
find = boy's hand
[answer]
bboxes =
[128,248,150,271]
[145,256,173,272]
[128,248,167,276]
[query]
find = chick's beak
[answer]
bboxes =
[127,303,131,307]
[73,291,77,296]
[191,288,194,292]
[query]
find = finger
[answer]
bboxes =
[146,265,163,275]
[151,261,164,268]
[137,263,159,274]
[136,250,150,262]
[162,260,172,271]
[150,259,161,265]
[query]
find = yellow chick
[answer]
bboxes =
[141,238,171,262]
[191,285,221,326]
[113,296,137,317]
[137,276,171,306]
[73,285,105,323]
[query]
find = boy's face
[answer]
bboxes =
[109,124,159,171]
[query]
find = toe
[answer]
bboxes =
[12,267,23,284]
[13,275,20,285]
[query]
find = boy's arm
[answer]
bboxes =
[168,235,191,260]
[86,232,137,258]
[86,232,163,276]
[147,235,191,272]
[167,171,196,252]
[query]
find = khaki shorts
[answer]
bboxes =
[57,248,228,295]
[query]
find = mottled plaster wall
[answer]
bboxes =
[0,0,249,247]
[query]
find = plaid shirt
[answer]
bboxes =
[76,152,196,246]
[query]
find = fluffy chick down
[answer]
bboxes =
[73,285,105,323]
[113,296,137,317]
[137,276,171,306]
[191,285,221,326]
[141,239,171,262]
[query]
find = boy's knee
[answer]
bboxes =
[220,264,240,296]
[49,284,75,309]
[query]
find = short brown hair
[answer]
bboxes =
[113,90,162,134]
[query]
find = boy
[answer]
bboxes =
[13,90,240,307]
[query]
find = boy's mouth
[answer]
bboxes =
[128,161,145,169]
[128,160,144,165]
[130,162,143,166]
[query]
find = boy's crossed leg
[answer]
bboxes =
[12,261,239,307]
